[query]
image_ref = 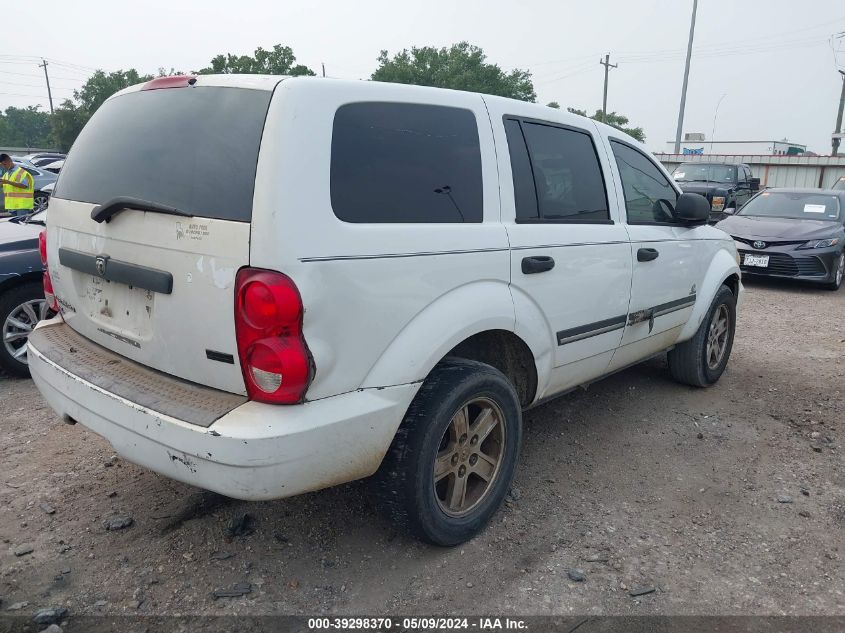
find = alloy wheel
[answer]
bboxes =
[433,397,506,517]
[706,304,731,370]
[3,298,50,365]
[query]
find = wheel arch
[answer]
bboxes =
[678,246,741,342]
[361,280,540,407]
[0,270,43,297]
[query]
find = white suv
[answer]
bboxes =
[29,75,742,546]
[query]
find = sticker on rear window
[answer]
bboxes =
[804,204,826,213]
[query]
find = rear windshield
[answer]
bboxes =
[738,191,841,221]
[53,86,273,222]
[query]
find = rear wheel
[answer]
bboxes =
[0,282,51,377]
[373,358,522,546]
[823,252,844,291]
[668,285,736,387]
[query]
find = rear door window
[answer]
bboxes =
[503,118,609,223]
[53,86,273,222]
[330,102,483,223]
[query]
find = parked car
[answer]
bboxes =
[0,209,49,375]
[832,175,845,191]
[28,76,742,545]
[717,188,845,290]
[0,162,57,214]
[20,152,66,168]
[672,161,759,223]
[41,159,64,174]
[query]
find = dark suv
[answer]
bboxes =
[672,162,759,223]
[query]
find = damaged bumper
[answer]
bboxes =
[27,319,418,500]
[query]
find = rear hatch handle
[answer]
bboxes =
[91,196,193,224]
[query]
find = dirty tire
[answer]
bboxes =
[668,284,736,387]
[0,282,45,377]
[373,358,522,546]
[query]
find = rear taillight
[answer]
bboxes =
[234,268,313,404]
[38,229,48,267]
[39,229,59,312]
[43,270,58,312]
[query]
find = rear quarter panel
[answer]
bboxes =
[250,78,512,400]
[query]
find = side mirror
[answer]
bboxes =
[749,177,760,191]
[723,207,736,215]
[675,192,711,223]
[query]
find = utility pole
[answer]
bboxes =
[321,62,326,78]
[832,70,845,156]
[38,58,54,114]
[599,54,617,124]
[674,0,698,153]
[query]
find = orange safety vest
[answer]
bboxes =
[3,165,34,213]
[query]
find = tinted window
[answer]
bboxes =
[673,162,737,184]
[54,86,273,222]
[519,122,609,221]
[503,119,538,221]
[738,191,841,221]
[330,102,482,223]
[611,141,680,224]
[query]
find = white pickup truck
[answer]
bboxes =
[28,75,742,545]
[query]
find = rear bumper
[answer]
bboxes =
[28,320,419,500]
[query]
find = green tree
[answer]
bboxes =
[372,42,536,102]
[50,101,88,153]
[546,101,561,109]
[567,107,645,142]
[0,106,52,148]
[197,44,315,76]
[48,69,153,151]
[74,69,153,114]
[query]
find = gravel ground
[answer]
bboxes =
[1,278,843,622]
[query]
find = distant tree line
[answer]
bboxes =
[0,43,644,152]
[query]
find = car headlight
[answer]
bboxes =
[797,238,840,250]
[711,196,725,211]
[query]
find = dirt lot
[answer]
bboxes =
[1,278,844,621]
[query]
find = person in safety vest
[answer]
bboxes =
[0,153,34,217]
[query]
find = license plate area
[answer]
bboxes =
[744,254,769,267]
[70,272,156,339]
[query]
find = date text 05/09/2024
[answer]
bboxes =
[307,617,528,630]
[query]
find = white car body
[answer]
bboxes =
[28,75,742,503]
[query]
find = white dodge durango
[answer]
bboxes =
[29,74,742,545]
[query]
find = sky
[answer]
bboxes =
[4,0,845,153]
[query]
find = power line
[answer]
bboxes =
[0,68,83,82]
[0,79,72,91]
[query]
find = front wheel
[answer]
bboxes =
[823,252,844,291]
[373,358,522,546]
[668,285,736,387]
[33,193,49,213]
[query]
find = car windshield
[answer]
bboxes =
[738,192,841,221]
[833,177,845,191]
[673,163,737,183]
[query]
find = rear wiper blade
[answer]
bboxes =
[91,196,193,224]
